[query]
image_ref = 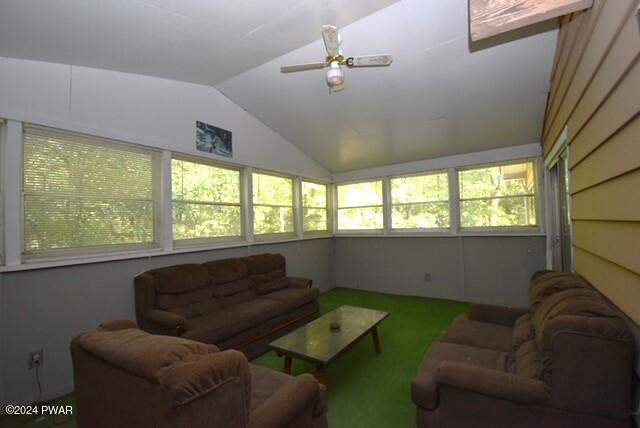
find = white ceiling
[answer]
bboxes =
[0,0,396,85]
[0,0,558,173]
[217,1,558,172]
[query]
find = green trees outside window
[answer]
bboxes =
[337,181,383,230]
[459,161,537,227]
[301,181,328,232]
[23,128,155,253]
[172,158,242,241]
[252,172,294,235]
[391,172,450,229]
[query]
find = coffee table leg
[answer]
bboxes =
[372,326,382,354]
[283,355,292,374]
[314,365,327,386]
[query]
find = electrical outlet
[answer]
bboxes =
[29,349,44,369]
[424,273,431,282]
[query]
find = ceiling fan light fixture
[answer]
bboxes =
[326,62,343,86]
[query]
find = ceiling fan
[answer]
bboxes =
[280,25,393,93]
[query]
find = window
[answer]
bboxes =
[23,126,157,255]
[252,172,294,235]
[172,157,242,242]
[391,172,450,229]
[459,161,537,228]
[301,181,329,233]
[336,180,383,230]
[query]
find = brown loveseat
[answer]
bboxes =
[71,320,327,428]
[135,254,319,358]
[412,270,635,428]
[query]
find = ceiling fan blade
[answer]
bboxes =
[280,62,327,73]
[347,54,393,67]
[322,25,340,56]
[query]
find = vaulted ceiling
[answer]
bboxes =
[0,0,558,172]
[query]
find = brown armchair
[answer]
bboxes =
[71,321,327,428]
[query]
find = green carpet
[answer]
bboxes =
[0,288,469,428]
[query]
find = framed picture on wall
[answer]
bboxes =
[195,121,232,158]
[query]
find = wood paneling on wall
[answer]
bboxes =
[542,0,640,323]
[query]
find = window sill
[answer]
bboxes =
[0,235,333,272]
[335,231,546,238]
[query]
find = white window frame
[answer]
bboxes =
[21,125,162,261]
[388,170,451,234]
[300,178,331,236]
[457,158,541,233]
[171,154,245,248]
[335,179,385,234]
[252,169,296,241]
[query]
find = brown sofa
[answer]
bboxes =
[135,254,319,358]
[71,320,328,428]
[412,270,635,428]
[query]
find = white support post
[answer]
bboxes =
[243,167,254,246]
[382,177,392,235]
[293,177,303,239]
[448,168,460,235]
[160,150,173,252]
[4,120,23,266]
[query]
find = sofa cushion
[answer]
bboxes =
[149,264,210,294]
[531,288,615,339]
[212,278,253,298]
[204,258,248,285]
[226,298,288,324]
[411,342,509,410]
[512,314,535,351]
[74,327,217,382]
[440,314,513,352]
[216,289,257,309]
[249,364,293,413]
[260,287,320,311]
[528,272,589,312]
[514,339,542,379]
[242,254,285,275]
[167,299,218,319]
[254,277,289,295]
[183,311,253,344]
[156,286,214,310]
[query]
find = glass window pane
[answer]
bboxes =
[338,207,383,230]
[303,208,328,232]
[459,162,535,199]
[460,196,537,227]
[173,203,241,240]
[302,181,327,207]
[253,206,294,234]
[337,181,382,207]
[24,196,154,251]
[391,173,449,203]
[391,202,450,229]
[253,173,293,205]
[23,128,155,253]
[172,159,240,204]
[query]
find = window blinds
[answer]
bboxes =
[23,126,156,254]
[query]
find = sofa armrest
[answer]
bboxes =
[146,309,188,336]
[248,374,322,428]
[436,362,548,406]
[287,276,313,289]
[468,304,528,327]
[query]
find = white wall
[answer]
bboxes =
[0,57,330,181]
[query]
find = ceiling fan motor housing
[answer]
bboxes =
[326,62,343,86]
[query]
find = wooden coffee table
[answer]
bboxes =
[269,305,389,385]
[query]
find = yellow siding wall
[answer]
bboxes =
[542,0,640,323]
